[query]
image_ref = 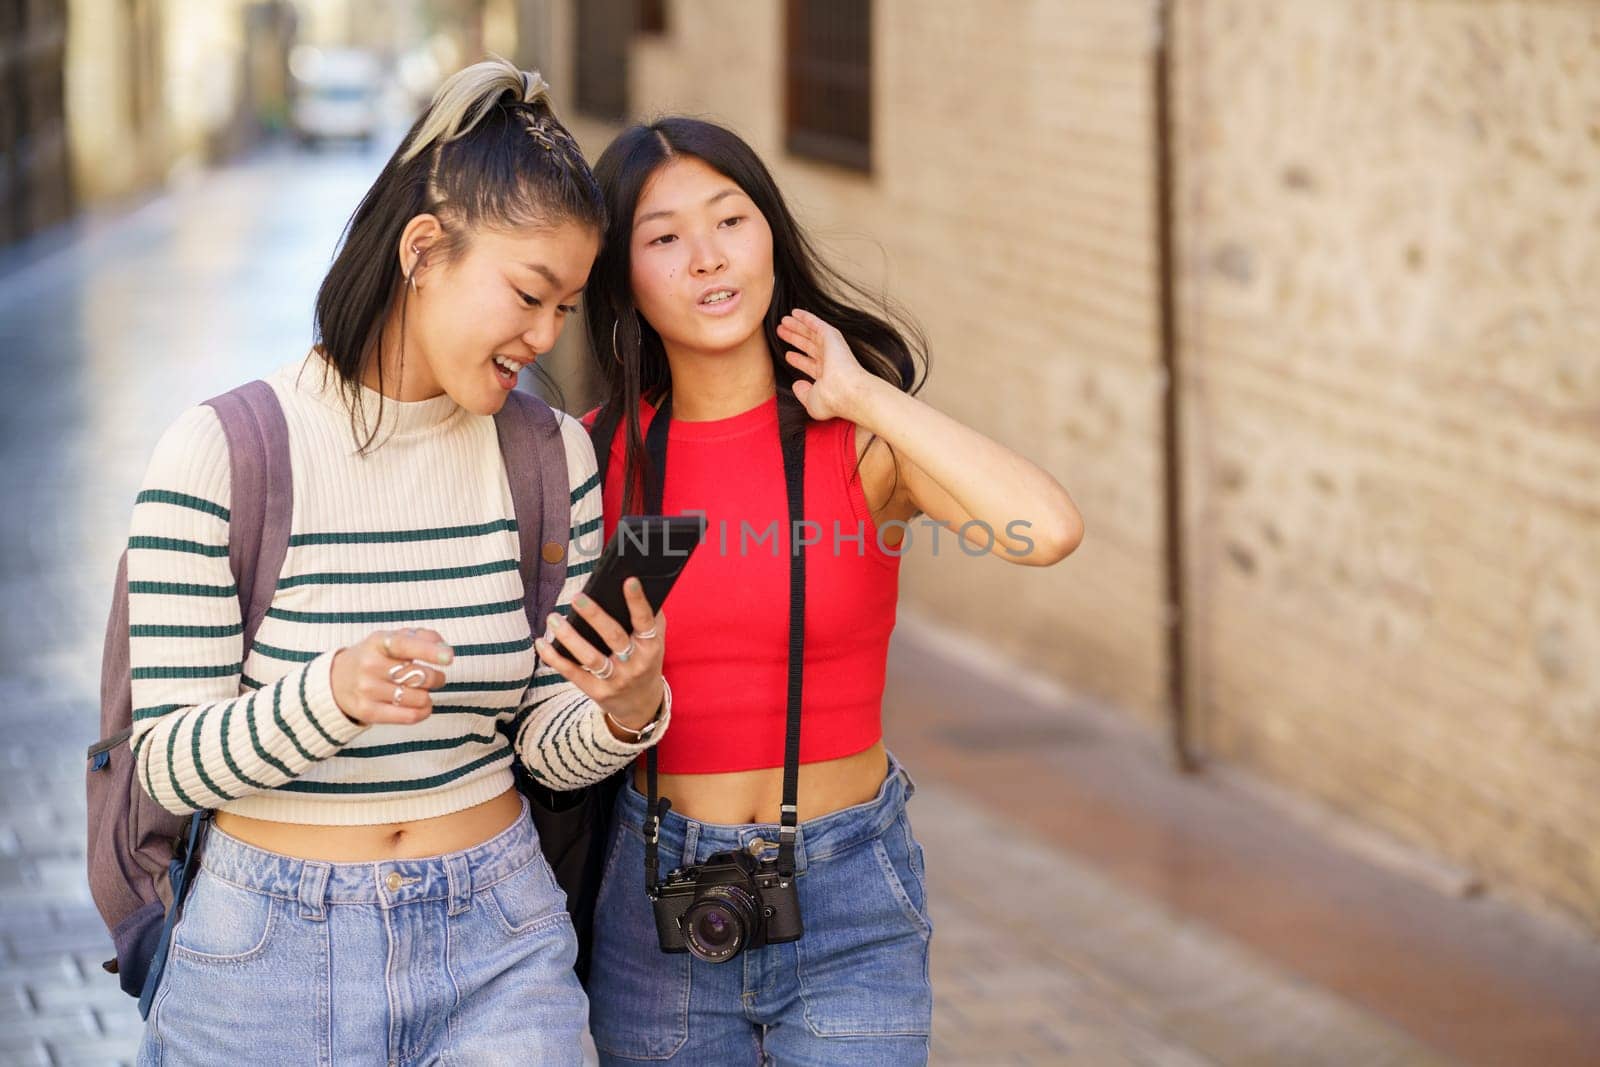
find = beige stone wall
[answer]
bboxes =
[536,0,1600,929]
[66,0,168,202]
[67,0,273,205]
[1173,0,1600,926]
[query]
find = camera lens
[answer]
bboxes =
[693,906,735,948]
[683,885,760,964]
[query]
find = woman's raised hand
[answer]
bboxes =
[777,308,876,422]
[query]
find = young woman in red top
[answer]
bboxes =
[569,118,1082,1065]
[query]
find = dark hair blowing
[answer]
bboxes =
[313,58,604,450]
[583,118,928,512]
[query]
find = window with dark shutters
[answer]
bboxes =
[785,0,872,173]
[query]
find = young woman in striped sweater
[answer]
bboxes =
[127,60,666,1066]
[578,120,1082,1064]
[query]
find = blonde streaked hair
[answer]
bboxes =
[401,56,559,165]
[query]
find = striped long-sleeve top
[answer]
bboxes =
[126,353,666,824]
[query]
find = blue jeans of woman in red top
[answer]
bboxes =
[587,755,933,1066]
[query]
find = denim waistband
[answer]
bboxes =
[616,753,915,870]
[196,796,538,917]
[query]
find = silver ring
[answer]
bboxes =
[614,640,636,663]
[393,685,406,706]
[585,657,616,681]
[392,667,426,687]
[635,627,658,641]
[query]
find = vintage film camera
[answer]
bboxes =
[651,846,803,963]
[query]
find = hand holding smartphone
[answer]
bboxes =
[550,515,706,662]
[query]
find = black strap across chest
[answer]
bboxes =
[590,396,807,880]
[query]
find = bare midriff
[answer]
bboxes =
[632,741,889,826]
[212,788,525,862]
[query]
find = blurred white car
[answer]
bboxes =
[290,47,382,146]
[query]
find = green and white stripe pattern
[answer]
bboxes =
[126,357,666,825]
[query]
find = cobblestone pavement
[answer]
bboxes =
[0,145,1484,1065]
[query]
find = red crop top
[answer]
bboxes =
[581,397,900,774]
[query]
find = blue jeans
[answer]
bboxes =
[588,756,933,1066]
[138,798,587,1066]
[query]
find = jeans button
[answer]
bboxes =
[385,871,402,892]
[746,837,771,857]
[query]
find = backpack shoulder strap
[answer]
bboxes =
[496,390,570,632]
[93,551,136,753]
[89,383,291,757]
[203,380,292,650]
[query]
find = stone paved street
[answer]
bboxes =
[1,144,1591,1066]
[0,146,403,1067]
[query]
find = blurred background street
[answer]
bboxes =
[2,1,1599,1064]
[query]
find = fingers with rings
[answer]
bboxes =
[371,628,447,718]
[387,663,429,687]
[613,639,636,664]
[540,603,622,676]
[328,628,450,727]
[377,655,445,694]
[564,591,637,665]
[617,576,663,645]
[378,628,448,667]
[537,614,619,687]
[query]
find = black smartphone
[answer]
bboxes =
[550,514,707,662]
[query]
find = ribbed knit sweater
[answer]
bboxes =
[126,353,667,824]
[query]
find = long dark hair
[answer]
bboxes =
[313,58,604,451]
[583,118,928,512]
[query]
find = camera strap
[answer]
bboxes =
[639,393,808,888]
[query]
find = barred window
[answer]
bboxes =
[640,0,667,35]
[576,0,668,121]
[785,0,872,173]
[575,0,632,122]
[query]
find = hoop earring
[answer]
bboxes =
[611,311,648,367]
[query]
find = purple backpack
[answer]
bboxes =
[85,381,571,1016]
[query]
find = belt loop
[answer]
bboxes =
[791,825,807,874]
[680,821,700,868]
[444,853,472,916]
[891,754,915,800]
[298,861,331,921]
